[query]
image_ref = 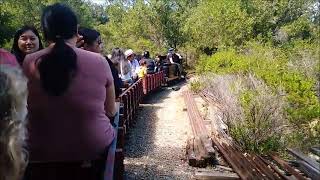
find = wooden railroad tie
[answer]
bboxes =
[183,90,216,168]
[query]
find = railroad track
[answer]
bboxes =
[184,90,320,180]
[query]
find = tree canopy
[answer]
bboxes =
[1,0,318,54]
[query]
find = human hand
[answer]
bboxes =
[76,35,84,48]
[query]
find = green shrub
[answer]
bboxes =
[190,80,203,93]
[197,40,320,150]
[198,73,287,154]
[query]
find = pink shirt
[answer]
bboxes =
[0,48,19,67]
[23,46,115,161]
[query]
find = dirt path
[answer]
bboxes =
[124,82,194,179]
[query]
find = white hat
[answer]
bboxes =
[124,49,134,58]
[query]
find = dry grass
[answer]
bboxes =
[198,73,289,153]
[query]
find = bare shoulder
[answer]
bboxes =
[24,48,51,65]
[75,48,105,62]
[74,48,109,69]
[23,48,52,76]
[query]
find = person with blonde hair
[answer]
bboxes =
[0,64,28,180]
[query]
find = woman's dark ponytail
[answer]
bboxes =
[39,3,78,96]
[39,38,77,96]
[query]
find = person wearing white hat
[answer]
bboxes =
[125,49,140,81]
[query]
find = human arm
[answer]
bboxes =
[169,56,174,64]
[103,58,117,118]
[143,67,147,76]
[105,81,116,118]
[134,60,140,74]
[168,54,174,64]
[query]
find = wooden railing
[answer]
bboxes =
[142,71,164,94]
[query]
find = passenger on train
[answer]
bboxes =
[23,3,116,179]
[125,49,140,81]
[78,27,123,98]
[134,53,143,62]
[138,60,147,78]
[111,47,133,86]
[0,49,19,66]
[105,54,124,98]
[142,51,156,74]
[11,26,43,66]
[166,48,183,76]
[155,53,165,72]
[0,64,28,180]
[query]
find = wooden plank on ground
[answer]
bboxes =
[183,91,216,167]
[297,160,320,180]
[270,154,307,180]
[194,170,239,180]
[287,148,320,171]
[211,137,255,179]
[259,156,291,180]
[186,137,197,166]
[310,147,320,156]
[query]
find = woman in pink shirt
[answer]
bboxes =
[23,3,116,179]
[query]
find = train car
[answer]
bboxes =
[156,55,186,85]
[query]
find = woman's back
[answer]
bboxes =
[24,47,115,161]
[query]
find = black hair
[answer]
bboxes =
[39,3,78,96]
[78,28,100,46]
[143,51,150,59]
[11,25,43,66]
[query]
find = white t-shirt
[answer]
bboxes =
[130,59,140,78]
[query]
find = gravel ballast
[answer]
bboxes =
[124,83,194,179]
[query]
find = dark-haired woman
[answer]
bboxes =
[111,48,133,86]
[23,3,116,179]
[78,28,123,98]
[11,26,43,66]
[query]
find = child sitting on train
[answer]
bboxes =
[138,60,147,78]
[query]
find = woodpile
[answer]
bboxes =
[199,90,312,180]
[184,90,216,167]
[185,89,318,179]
